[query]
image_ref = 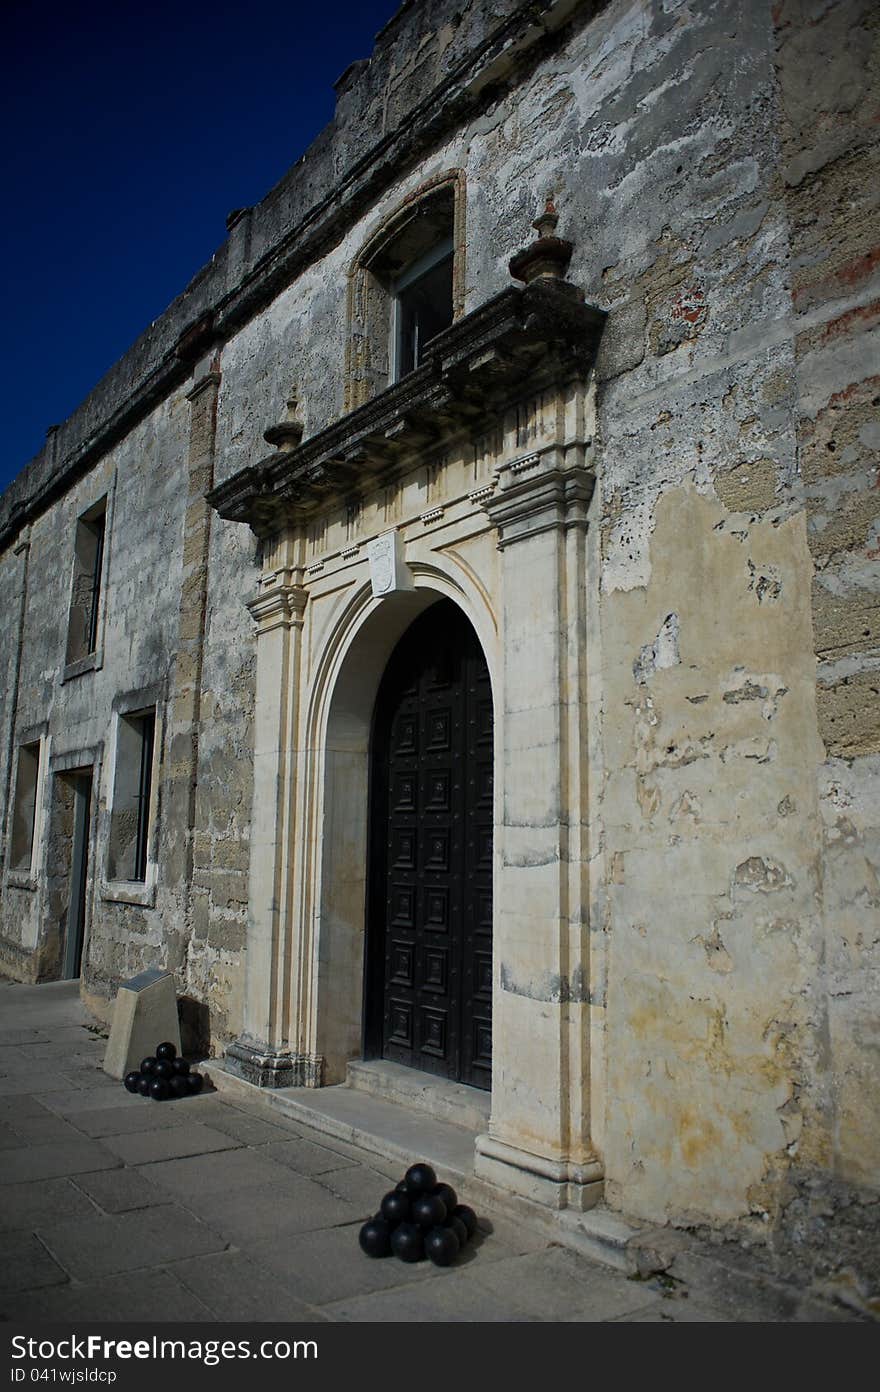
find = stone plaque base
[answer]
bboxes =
[103,968,181,1080]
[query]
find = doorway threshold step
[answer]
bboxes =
[206,1062,479,1179]
[346,1059,491,1133]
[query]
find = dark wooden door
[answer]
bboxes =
[367,600,493,1089]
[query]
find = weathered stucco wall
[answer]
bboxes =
[0,0,876,1282]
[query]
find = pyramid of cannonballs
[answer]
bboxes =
[123,1041,204,1102]
[359,1162,478,1267]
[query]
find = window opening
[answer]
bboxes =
[66,499,106,664]
[133,711,155,882]
[10,741,41,872]
[392,234,454,380]
[108,709,156,882]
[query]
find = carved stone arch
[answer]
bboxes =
[343,170,466,412]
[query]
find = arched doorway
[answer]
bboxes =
[365,599,493,1089]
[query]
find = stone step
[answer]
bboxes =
[345,1058,491,1133]
[203,1059,643,1275]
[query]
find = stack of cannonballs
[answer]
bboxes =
[359,1161,478,1267]
[123,1042,204,1102]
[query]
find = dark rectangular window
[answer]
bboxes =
[10,741,41,872]
[108,709,156,882]
[392,234,454,381]
[395,250,454,378]
[66,499,106,665]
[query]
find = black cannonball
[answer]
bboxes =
[140,1056,157,1076]
[425,1225,460,1267]
[404,1162,437,1195]
[185,1071,204,1095]
[433,1182,458,1211]
[452,1204,478,1239]
[390,1221,425,1263]
[412,1192,447,1230]
[171,1057,190,1076]
[123,1071,141,1094]
[380,1190,411,1226]
[395,1179,408,1193]
[149,1077,171,1101]
[137,1075,152,1096]
[446,1214,468,1248]
[169,1074,189,1099]
[155,1042,177,1062]
[358,1217,393,1259]
[153,1059,173,1080]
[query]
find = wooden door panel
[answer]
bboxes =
[368,600,492,1088]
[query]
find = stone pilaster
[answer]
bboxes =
[475,383,604,1210]
[163,363,221,971]
[224,544,323,1087]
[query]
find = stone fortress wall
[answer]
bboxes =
[0,0,877,1286]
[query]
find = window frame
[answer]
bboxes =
[63,487,112,682]
[103,703,160,904]
[7,737,45,883]
[344,171,466,413]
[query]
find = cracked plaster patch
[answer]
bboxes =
[633,612,681,685]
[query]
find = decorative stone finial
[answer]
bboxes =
[508,195,574,287]
[263,389,304,450]
[532,197,559,239]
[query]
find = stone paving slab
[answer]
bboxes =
[0,1094,51,1119]
[99,1122,244,1165]
[248,1222,442,1306]
[0,1041,105,1065]
[0,1178,97,1233]
[0,1121,22,1149]
[0,1138,120,1184]
[0,1268,217,1323]
[30,1088,145,1116]
[609,1295,733,1322]
[165,1169,366,1244]
[0,1232,69,1293]
[37,1204,229,1281]
[138,1143,308,1199]
[0,1029,52,1046]
[72,1167,178,1215]
[169,1251,329,1323]
[5,1112,91,1147]
[463,1246,663,1322]
[63,1099,211,1136]
[322,1273,531,1322]
[262,1135,361,1177]
[315,1162,409,1214]
[200,1106,304,1147]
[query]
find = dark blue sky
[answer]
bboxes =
[0,0,401,494]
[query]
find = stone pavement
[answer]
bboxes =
[0,981,844,1323]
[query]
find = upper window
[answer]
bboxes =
[345,174,464,411]
[9,740,41,874]
[66,498,106,665]
[107,708,156,883]
[391,234,454,380]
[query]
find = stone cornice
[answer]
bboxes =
[208,281,605,536]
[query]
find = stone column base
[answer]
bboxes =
[474,1133,604,1212]
[225,1036,324,1089]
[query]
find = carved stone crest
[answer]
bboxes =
[367,529,413,598]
